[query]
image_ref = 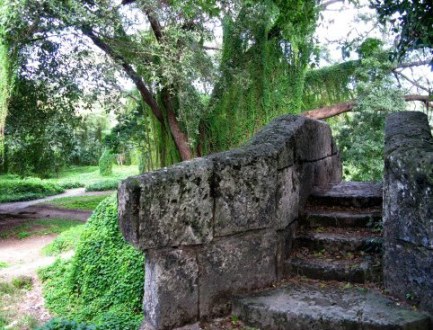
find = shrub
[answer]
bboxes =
[85,180,118,192]
[98,150,114,176]
[40,195,144,328]
[12,276,33,290]
[0,177,63,202]
[37,318,97,330]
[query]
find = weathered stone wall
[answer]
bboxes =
[118,115,342,330]
[383,111,433,315]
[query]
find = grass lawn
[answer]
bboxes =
[0,218,84,240]
[0,165,138,203]
[46,165,138,190]
[41,194,112,211]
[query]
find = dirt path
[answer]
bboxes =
[0,189,109,328]
[0,235,73,327]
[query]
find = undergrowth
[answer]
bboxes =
[85,180,119,192]
[42,225,85,256]
[39,195,144,329]
[0,176,63,203]
[42,194,111,211]
[0,218,83,240]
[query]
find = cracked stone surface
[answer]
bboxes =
[233,284,432,330]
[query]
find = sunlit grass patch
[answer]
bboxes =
[0,218,83,240]
[41,194,111,211]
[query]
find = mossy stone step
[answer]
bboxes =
[302,209,382,228]
[285,257,381,283]
[309,182,383,208]
[233,284,432,330]
[294,232,383,255]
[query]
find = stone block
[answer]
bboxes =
[275,166,300,229]
[119,158,214,250]
[383,241,433,315]
[144,248,199,329]
[296,163,315,208]
[384,149,433,249]
[211,145,278,237]
[248,115,305,169]
[312,154,343,187]
[197,230,278,318]
[118,176,142,247]
[295,119,334,162]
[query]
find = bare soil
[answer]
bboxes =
[0,189,101,329]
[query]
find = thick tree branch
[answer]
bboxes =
[80,26,164,123]
[303,95,432,120]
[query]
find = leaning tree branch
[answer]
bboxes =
[394,70,431,93]
[303,95,432,120]
[80,26,164,123]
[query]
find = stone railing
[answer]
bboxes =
[118,115,342,330]
[383,111,433,315]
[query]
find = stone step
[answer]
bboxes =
[233,284,432,330]
[285,256,381,283]
[308,182,383,208]
[294,232,383,255]
[302,209,382,229]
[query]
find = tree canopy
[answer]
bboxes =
[0,0,431,176]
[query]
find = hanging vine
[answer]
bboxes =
[202,0,317,153]
[0,0,17,166]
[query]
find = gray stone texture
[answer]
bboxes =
[211,145,279,236]
[144,248,199,329]
[119,158,214,250]
[384,111,433,315]
[233,285,432,330]
[118,114,343,329]
[197,230,278,318]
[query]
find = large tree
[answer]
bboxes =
[1,0,318,166]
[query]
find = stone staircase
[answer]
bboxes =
[233,182,432,330]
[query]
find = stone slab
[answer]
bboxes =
[294,118,334,162]
[233,285,432,330]
[248,115,305,169]
[384,240,433,315]
[275,166,300,229]
[310,181,383,208]
[144,248,199,330]
[211,145,278,237]
[119,157,214,250]
[197,230,278,318]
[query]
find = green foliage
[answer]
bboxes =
[0,261,8,269]
[98,149,114,177]
[205,0,317,153]
[85,180,118,192]
[42,194,111,211]
[46,165,138,190]
[42,225,85,256]
[11,276,33,290]
[4,77,79,177]
[332,84,405,181]
[371,0,433,64]
[40,195,144,328]
[0,176,63,203]
[0,218,83,240]
[37,318,97,330]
